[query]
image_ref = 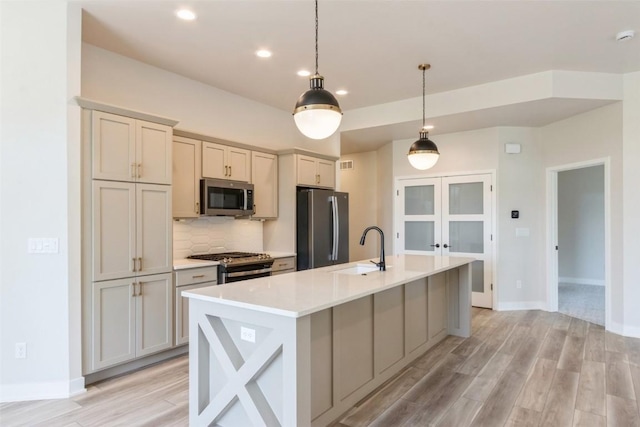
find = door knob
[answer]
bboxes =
[443,244,451,249]
[430,244,440,248]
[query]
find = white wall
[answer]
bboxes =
[0,1,83,401]
[377,143,394,256]
[538,102,623,326]
[339,151,378,261]
[496,127,543,307]
[558,166,605,284]
[622,72,640,335]
[81,44,340,158]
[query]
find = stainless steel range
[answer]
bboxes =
[187,252,274,284]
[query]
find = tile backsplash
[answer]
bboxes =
[173,217,264,259]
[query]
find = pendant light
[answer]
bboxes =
[293,0,342,140]
[407,64,440,170]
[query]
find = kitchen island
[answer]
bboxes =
[184,254,474,426]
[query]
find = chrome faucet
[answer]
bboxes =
[359,226,386,271]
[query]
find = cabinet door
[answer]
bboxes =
[227,146,251,182]
[136,184,172,276]
[296,155,318,186]
[175,281,217,346]
[136,120,172,184]
[136,273,173,357]
[92,181,136,281]
[173,137,201,218]
[251,151,278,218]
[316,159,336,189]
[202,141,227,179]
[92,278,136,370]
[92,111,136,182]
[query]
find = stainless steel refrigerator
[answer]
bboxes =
[296,188,349,270]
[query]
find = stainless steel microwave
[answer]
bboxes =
[200,179,254,216]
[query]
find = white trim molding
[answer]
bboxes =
[0,378,86,403]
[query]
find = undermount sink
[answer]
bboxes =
[332,263,389,275]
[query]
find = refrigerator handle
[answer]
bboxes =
[331,196,339,261]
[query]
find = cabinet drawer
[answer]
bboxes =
[272,257,295,273]
[175,266,218,286]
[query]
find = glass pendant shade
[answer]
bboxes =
[294,74,342,139]
[407,130,440,170]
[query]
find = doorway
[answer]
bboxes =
[547,159,610,327]
[394,173,495,308]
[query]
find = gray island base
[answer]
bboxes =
[184,254,474,426]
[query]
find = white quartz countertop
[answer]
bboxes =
[173,259,220,270]
[183,254,474,318]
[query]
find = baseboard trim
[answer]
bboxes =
[69,377,86,397]
[0,378,85,403]
[494,301,547,311]
[558,277,605,286]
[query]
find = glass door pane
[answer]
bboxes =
[396,178,441,255]
[442,174,493,308]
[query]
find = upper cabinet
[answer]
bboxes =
[251,151,278,219]
[296,154,336,189]
[173,136,201,218]
[92,111,172,185]
[202,141,251,182]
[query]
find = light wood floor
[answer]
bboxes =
[2,308,640,426]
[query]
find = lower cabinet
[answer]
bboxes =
[175,281,216,345]
[310,272,450,422]
[174,266,218,345]
[91,273,173,371]
[271,256,296,275]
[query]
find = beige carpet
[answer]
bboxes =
[558,282,605,326]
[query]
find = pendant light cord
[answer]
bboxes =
[422,67,426,129]
[315,0,319,75]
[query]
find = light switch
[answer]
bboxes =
[27,238,59,253]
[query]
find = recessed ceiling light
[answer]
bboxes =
[335,89,348,96]
[176,9,196,21]
[297,70,311,77]
[256,50,272,58]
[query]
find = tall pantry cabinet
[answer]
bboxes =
[79,101,178,374]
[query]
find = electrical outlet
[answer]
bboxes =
[240,327,256,343]
[516,280,522,289]
[15,342,26,359]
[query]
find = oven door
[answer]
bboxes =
[220,263,273,284]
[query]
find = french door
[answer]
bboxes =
[395,174,494,308]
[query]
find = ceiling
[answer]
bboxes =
[79,1,640,153]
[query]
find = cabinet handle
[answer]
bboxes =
[316,174,320,184]
[132,282,136,297]
[138,282,143,296]
[229,166,232,176]
[225,165,228,176]
[131,163,136,178]
[195,201,200,214]
[138,257,143,271]
[137,163,142,178]
[132,258,137,272]
[192,274,205,279]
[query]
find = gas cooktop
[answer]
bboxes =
[188,251,272,266]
